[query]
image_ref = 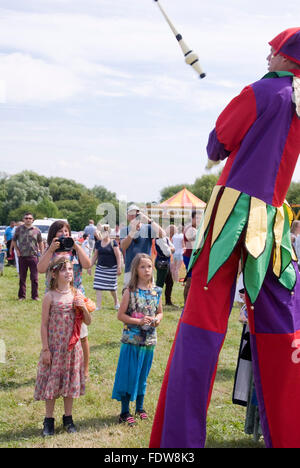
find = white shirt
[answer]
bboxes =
[156,237,174,257]
[172,233,184,254]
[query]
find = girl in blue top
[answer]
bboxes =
[112,253,163,426]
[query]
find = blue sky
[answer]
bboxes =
[0,0,299,202]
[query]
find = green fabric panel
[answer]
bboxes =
[280,205,294,274]
[278,263,297,291]
[262,71,294,79]
[206,192,250,283]
[188,189,296,299]
[243,205,276,304]
[277,205,297,290]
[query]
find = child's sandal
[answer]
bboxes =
[136,410,148,420]
[119,413,137,426]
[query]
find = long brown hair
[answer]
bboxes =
[49,257,75,293]
[47,220,71,247]
[128,253,153,292]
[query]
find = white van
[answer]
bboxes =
[33,218,68,241]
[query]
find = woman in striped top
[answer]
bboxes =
[90,225,122,311]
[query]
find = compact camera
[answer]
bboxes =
[56,236,74,252]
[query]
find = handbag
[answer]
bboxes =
[155,258,169,270]
[155,237,171,270]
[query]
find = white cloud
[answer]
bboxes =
[0,3,293,105]
[0,53,83,102]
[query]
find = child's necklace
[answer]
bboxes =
[55,288,71,294]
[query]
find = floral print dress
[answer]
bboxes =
[34,290,85,400]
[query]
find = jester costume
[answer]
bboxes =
[150,28,300,448]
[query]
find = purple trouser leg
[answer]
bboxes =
[18,256,39,299]
[245,262,300,448]
[161,323,225,448]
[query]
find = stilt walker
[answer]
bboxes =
[150,27,300,448]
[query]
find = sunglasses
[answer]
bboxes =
[24,217,33,220]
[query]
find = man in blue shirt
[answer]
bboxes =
[4,221,15,266]
[120,204,165,286]
[83,219,97,255]
[84,219,97,238]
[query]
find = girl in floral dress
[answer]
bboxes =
[37,220,91,380]
[34,258,92,437]
[112,253,163,426]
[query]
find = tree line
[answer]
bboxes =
[1,170,300,230]
[0,171,119,231]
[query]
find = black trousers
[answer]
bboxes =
[156,266,174,304]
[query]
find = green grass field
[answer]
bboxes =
[0,265,264,448]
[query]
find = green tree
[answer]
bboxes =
[90,185,117,203]
[0,173,8,224]
[48,178,86,201]
[191,174,218,203]
[3,171,51,215]
[287,182,300,205]
[35,198,60,219]
[8,203,38,222]
[66,193,99,231]
[55,199,81,212]
[0,170,123,228]
[55,200,81,225]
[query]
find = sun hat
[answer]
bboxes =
[127,204,140,214]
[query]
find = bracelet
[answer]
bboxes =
[42,348,50,352]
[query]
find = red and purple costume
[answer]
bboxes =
[150,28,300,448]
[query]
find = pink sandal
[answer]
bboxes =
[136,410,148,420]
[119,413,137,426]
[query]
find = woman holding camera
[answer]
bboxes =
[38,221,91,285]
[37,220,92,379]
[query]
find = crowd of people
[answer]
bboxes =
[1,207,198,436]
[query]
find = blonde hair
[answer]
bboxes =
[128,253,153,292]
[291,220,300,234]
[49,257,75,293]
[99,224,111,234]
[95,223,111,240]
